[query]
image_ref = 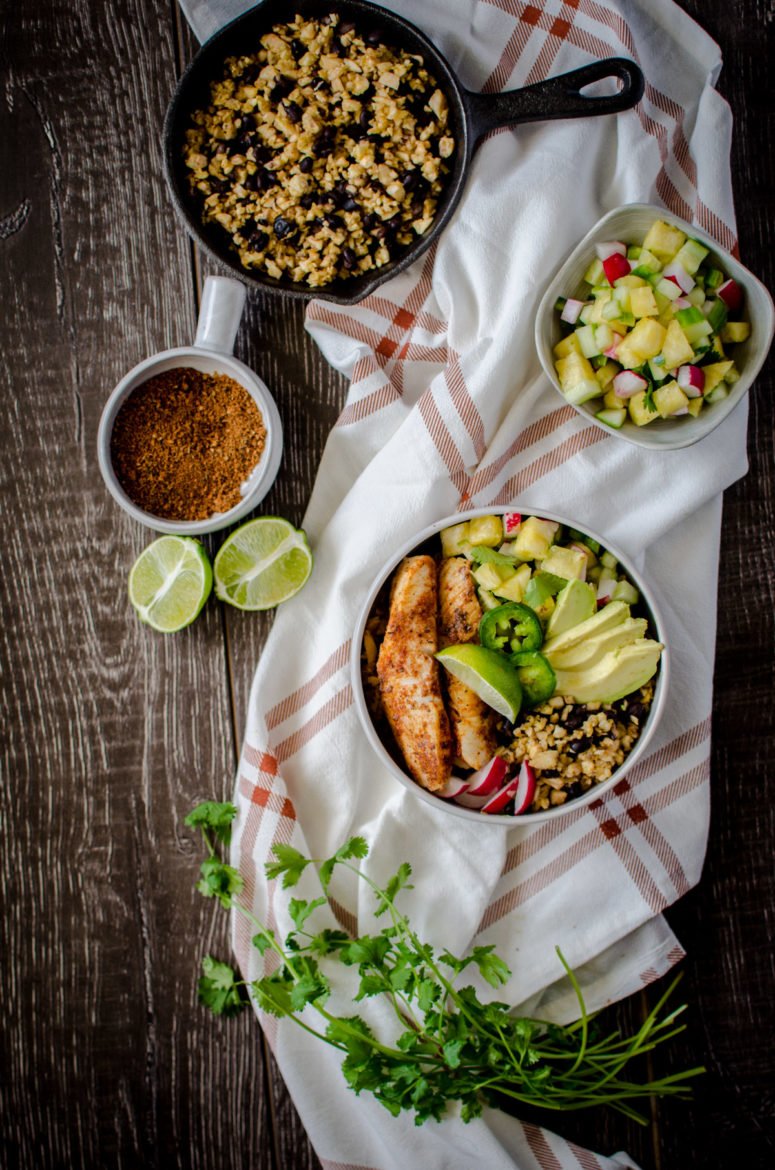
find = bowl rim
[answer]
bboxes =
[350,504,670,827]
[534,201,775,451]
[96,346,284,535]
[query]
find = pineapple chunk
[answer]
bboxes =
[615,318,667,368]
[628,390,660,426]
[553,332,582,359]
[595,361,619,390]
[473,562,512,591]
[555,351,601,404]
[629,286,659,318]
[492,563,532,602]
[642,219,687,261]
[440,521,471,558]
[513,516,560,562]
[468,515,503,547]
[603,386,621,409]
[702,361,734,391]
[653,380,690,418]
[720,321,751,343]
[616,274,648,289]
[687,397,704,417]
[660,319,696,371]
[541,545,589,581]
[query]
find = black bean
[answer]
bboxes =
[312,78,330,94]
[299,192,315,209]
[410,199,424,218]
[358,108,371,133]
[283,101,302,124]
[370,223,387,239]
[565,782,582,801]
[338,20,355,34]
[271,77,294,103]
[341,247,357,270]
[342,196,359,212]
[273,216,293,239]
[386,214,403,231]
[308,217,324,234]
[325,213,343,229]
[211,178,230,194]
[401,169,419,191]
[291,38,306,59]
[568,737,590,756]
[563,709,587,731]
[248,230,269,251]
[366,28,382,45]
[299,156,313,174]
[362,212,376,230]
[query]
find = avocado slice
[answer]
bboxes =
[546,617,648,670]
[542,600,630,657]
[553,640,663,703]
[545,578,597,640]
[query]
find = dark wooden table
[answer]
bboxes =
[2,2,772,1167]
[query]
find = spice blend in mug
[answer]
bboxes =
[110,367,267,521]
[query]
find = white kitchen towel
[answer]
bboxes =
[178,2,747,1167]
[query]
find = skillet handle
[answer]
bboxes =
[466,58,644,144]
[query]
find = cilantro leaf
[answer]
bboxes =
[469,545,516,566]
[251,929,276,956]
[252,975,294,1017]
[471,945,511,988]
[319,836,369,889]
[185,801,238,844]
[288,896,328,932]
[198,955,246,1017]
[196,857,243,907]
[265,843,310,888]
[374,862,413,916]
[289,967,330,1011]
[307,928,350,957]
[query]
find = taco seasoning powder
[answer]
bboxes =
[110,367,267,521]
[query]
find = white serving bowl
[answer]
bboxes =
[534,203,774,450]
[97,277,283,535]
[351,506,669,827]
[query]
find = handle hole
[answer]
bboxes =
[578,76,623,98]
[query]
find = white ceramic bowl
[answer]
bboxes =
[351,506,669,826]
[97,277,283,535]
[535,203,774,450]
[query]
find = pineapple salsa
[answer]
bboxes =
[553,218,750,428]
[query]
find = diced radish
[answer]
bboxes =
[604,340,621,360]
[676,364,705,397]
[481,775,521,815]
[560,298,586,325]
[672,406,690,415]
[602,252,631,284]
[437,776,470,800]
[672,295,691,311]
[512,762,536,815]
[597,576,616,605]
[595,240,627,261]
[717,278,743,311]
[465,756,508,798]
[662,261,695,293]
[613,369,648,398]
[503,512,522,536]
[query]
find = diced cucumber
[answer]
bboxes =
[682,319,714,345]
[687,285,706,307]
[596,407,626,429]
[612,579,639,605]
[705,267,724,290]
[655,277,682,302]
[647,356,668,382]
[675,306,705,327]
[674,238,709,275]
[575,324,599,358]
[595,324,615,352]
[583,257,605,286]
[707,298,729,332]
[600,550,618,570]
[705,382,730,404]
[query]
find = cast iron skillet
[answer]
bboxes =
[164,0,644,305]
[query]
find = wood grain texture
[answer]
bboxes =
[1,1,773,1169]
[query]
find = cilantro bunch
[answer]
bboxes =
[186,801,701,1126]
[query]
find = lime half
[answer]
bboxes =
[436,644,523,722]
[213,517,312,611]
[129,536,213,633]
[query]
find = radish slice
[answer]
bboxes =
[672,295,691,311]
[717,278,743,311]
[560,298,586,325]
[597,576,616,604]
[595,240,627,260]
[512,762,536,815]
[676,364,705,397]
[465,756,508,797]
[672,406,690,415]
[613,369,648,398]
[438,776,470,800]
[602,253,631,284]
[481,776,521,815]
[455,790,492,809]
[503,512,522,536]
[662,261,695,293]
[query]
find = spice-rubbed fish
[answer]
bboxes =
[438,556,498,769]
[377,556,453,792]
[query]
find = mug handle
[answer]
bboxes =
[194,276,247,354]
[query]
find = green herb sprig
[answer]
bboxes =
[186,801,702,1126]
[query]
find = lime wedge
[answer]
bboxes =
[128,536,213,633]
[213,517,312,610]
[436,644,523,722]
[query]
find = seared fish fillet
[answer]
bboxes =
[377,556,453,792]
[438,556,498,769]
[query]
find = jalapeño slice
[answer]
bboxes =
[479,602,543,656]
[510,651,556,708]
